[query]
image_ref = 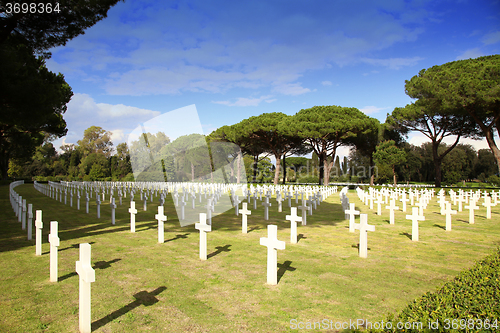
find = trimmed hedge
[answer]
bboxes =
[372,248,500,332]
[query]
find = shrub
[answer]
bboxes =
[487,175,500,187]
[373,248,500,332]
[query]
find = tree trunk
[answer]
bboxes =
[392,166,397,186]
[487,127,500,175]
[324,153,335,186]
[282,154,287,185]
[253,155,258,183]
[318,153,325,185]
[273,154,281,185]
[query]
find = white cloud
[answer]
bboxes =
[212,95,275,107]
[359,106,388,115]
[47,1,430,96]
[360,56,424,70]
[322,81,333,86]
[272,83,311,96]
[109,129,125,143]
[482,31,500,45]
[455,48,484,60]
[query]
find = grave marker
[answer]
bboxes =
[353,214,375,258]
[262,197,272,220]
[27,204,33,240]
[345,203,360,233]
[443,202,457,231]
[129,201,137,233]
[75,243,95,333]
[35,210,43,256]
[385,199,399,225]
[48,221,60,282]
[155,206,167,243]
[406,207,425,241]
[286,207,302,244]
[464,200,479,224]
[195,213,211,260]
[240,203,251,234]
[260,225,286,285]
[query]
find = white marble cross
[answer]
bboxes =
[129,201,137,233]
[482,196,494,219]
[21,199,26,230]
[48,221,60,282]
[35,210,43,256]
[76,243,95,333]
[345,203,360,233]
[85,193,90,214]
[297,200,309,226]
[27,203,33,240]
[233,195,241,215]
[400,193,409,212]
[353,214,375,258]
[96,197,101,219]
[385,199,399,225]
[260,225,286,285]
[286,207,302,244]
[110,198,116,225]
[276,194,284,213]
[240,202,251,234]
[375,196,383,215]
[17,195,22,222]
[262,197,272,220]
[179,198,186,220]
[457,195,465,212]
[406,207,425,241]
[465,200,479,224]
[443,202,457,231]
[195,213,211,260]
[155,206,167,243]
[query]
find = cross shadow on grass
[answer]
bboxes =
[277,260,296,283]
[42,241,96,255]
[433,224,446,230]
[351,243,372,251]
[58,258,121,282]
[247,226,260,233]
[207,244,231,259]
[400,232,412,240]
[297,234,307,242]
[164,233,190,243]
[91,286,167,331]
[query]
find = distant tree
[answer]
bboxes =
[402,55,498,174]
[79,153,109,178]
[388,101,478,187]
[77,126,114,158]
[476,149,498,180]
[281,105,373,185]
[237,112,305,185]
[373,140,407,186]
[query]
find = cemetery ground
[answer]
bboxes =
[1,185,500,332]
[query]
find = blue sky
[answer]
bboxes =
[46,0,500,158]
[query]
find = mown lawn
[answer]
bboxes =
[1,184,499,332]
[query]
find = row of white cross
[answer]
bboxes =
[9,182,94,332]
[341,186,498,255]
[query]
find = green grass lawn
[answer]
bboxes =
[1,184,499,332]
